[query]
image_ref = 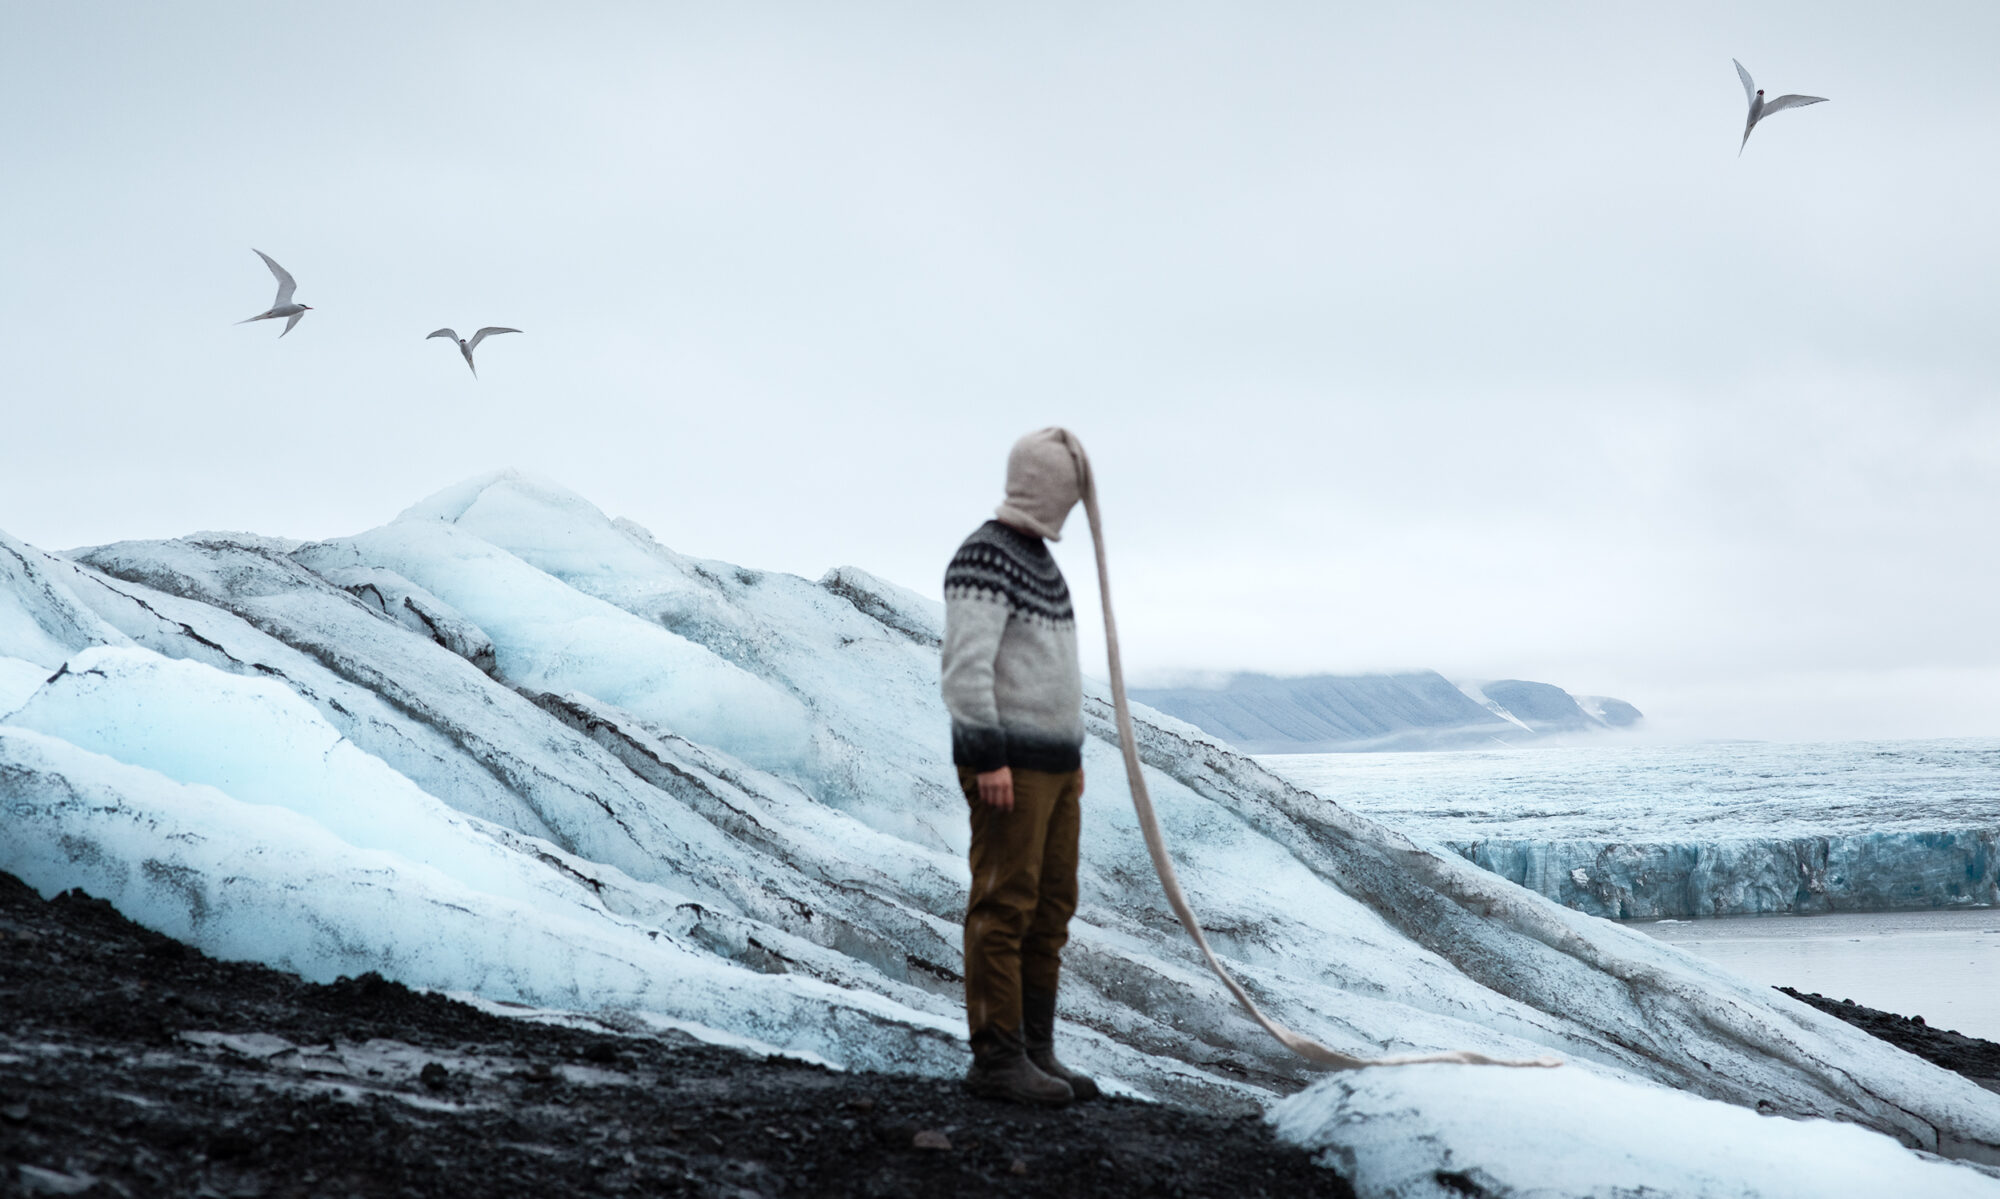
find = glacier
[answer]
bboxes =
[4,470,2000,1195]
[1268,746,2000,918]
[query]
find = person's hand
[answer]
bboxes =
[976,766,1015,811]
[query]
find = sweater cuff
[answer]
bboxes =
[951,724,1008,773]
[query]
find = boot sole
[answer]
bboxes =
[1027,1054,1100,1101]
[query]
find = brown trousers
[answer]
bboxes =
[959,766,1083,1041]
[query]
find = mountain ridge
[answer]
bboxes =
[1130,671,1641,753]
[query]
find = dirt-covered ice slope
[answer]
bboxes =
[3,471,1998,1180]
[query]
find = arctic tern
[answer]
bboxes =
[427,326,521,377]
[1734,59,1827,155]
[236,250,312,337]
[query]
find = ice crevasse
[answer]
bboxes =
[3,470,1999,1198]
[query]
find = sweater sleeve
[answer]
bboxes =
[941,589,1009,772]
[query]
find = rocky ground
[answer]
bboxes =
[0,873,1354,1198]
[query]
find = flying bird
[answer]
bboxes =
[1734,59,1827,155]
[236,250,312,336]
[427,326,521,377]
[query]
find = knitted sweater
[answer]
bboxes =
[941,521,1084,774]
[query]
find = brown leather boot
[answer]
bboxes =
[1022,988,1099,1101]
[964,1028,1073,1107]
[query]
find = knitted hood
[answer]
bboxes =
[994,427,1091,542]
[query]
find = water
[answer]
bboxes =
[1640,910,2000,1041]
[1264,739,2000,1033]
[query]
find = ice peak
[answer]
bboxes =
[394,468,607,528]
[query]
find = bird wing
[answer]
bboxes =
[1761,94,1828,117]
[254,249,297,307]
[281,310,305,338]
[467,327,521,351]
[1734,59,1756,105]
[427,328,459,341]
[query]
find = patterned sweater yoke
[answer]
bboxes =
[940,522,1085,773]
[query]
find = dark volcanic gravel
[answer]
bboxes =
[1778,986,2000,1089]
[0,873,1355,1198]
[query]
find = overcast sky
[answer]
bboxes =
[4,3,1997,740]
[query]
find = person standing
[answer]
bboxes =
[941,427,1101,1106]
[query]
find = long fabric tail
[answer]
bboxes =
[1060,432,1560,1072]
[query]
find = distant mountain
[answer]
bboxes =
[1129,671,1642,753]
[1576,695,1643,729]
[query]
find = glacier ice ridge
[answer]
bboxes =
[3,469,1999,1196]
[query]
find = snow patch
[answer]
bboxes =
[1454,679,1537,732]
[1271,1063,2000,1198]
[0,655,51,718]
